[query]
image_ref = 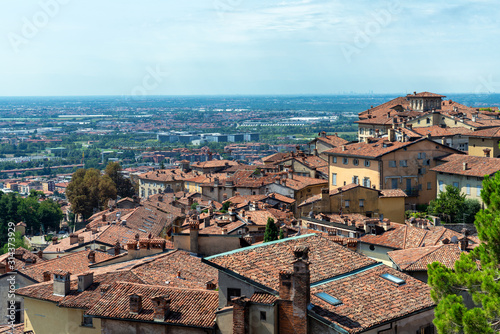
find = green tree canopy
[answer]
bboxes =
[66,168,117,220]
[264,217,279,242]
[428,185,480,224]
[428,173,500,333]
[105,162,135,198]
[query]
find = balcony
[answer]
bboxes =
[405,187,419,197]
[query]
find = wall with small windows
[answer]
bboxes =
[328,156,380,193]
[436,173,485,205]
[468,137,500,158]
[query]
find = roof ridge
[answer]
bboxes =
[400,245,442,270]
[204,233,318,260]
[111,281,218,293]
[402,225,408,249]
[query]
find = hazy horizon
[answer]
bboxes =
[1,1,499,96]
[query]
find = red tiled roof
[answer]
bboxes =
[310,265,434,333]
[379,189,407,198]
[431,154,500,177]
[85,282,218,329]
[407,91,445,98]
[324,138,421,158]
[204,234,376,292]
[250,292,278,305]
[467,126,500,138]
[131,250,218,289]
[412,125,474,137]
[43,226,112,253]
[0,324,24,334]
[138,169,193,182]
[17,271,144,308]
[316,135,349,148]
[388,244,463,271]
[359,224,463,250]
[191,159,240,169]
[18,249,113,282]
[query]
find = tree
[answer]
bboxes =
[38,199,64,232]
[428,173,500,333]
[105,162,135,198]
[66,168,117,220]
[428,185,467,223]
[220,201,231,213]
[264,218,279,242]
[1,232,29,255]
[279,229,285,240]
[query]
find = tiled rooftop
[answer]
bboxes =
[324,138,425,158]
[18,249,114,282]
[204,234,376,292]
[85,282,218,329]
[16,270,144,308]
[431,154,500,177]
[131,250,218,289]
[388,243,463,271]
[310,264,434,333]
[138,168,193,182]
[359,223,464,250]
[43,226,112,253]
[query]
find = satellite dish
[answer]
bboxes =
[451,236,459,244]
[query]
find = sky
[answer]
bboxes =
[0,0,499,96]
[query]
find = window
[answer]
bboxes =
[418,152,426,159]
[315,292,342,306]
[352,176,359,184]
[82,315,93,327]
[466,184,471,195]
[391,178,398,189]
[477,185,482,196]
[418,168,426,175]
[399,160,408,167]
[427,182,432,190]
[424,159,431,166]
[362,177,371,188]
[389,160,396,168]
[353,159,359,166]
[426,118,431,124]
[364,160,370,167]
[331,173,337,186]
[418,324,435,334]
[453,182,459,188]
[418,184,422,190]
[369,244,375,251]
[439,180,444,192]
[344,200,350,208]
[359,199,364,207]
[380,273,405,285]
[227,288,241,302]
[343,157,349,165]
[332,156,337,163]
[260,311,267,321]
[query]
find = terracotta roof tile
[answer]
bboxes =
[85,282,218,329]
[138,169,194,182]
[204,234,376,292]
[431,154,500,177]
[388,244,463,271]
[310,265,434,333]
[18,249,113,282]
[0,324,24,334]
[249,292,278,305]
[131,250,218,289]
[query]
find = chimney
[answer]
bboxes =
[388,128,395,142]
[279,271,292,300]
[189,220,200,254]
[313,148,318,156]
[459,238,468,251]
[341,145,346,151]
[78,235,85,245]
[289,246,310,334]
[206,280,217,290]
[91,227,98,234]
[53,270,71,297]
[88,250,96,264]
[441,137,446,145]
[222,228,227,235]
[151,295,171,322]
[69,233,78,245]
[43,271,51,282]
[77,272,94,292]
[463,162,468,171]
[52,236,58,245]
[484,148,491,158]
[129,294,142,314]
[382,220,390,231]
[232,296,250,334]
[114,241,121,256]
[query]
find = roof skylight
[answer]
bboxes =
[315,292,342,306]
[380,273,405,285]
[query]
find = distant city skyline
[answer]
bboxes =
[0,0,499,96]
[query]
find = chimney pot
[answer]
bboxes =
[129,294,142,314]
